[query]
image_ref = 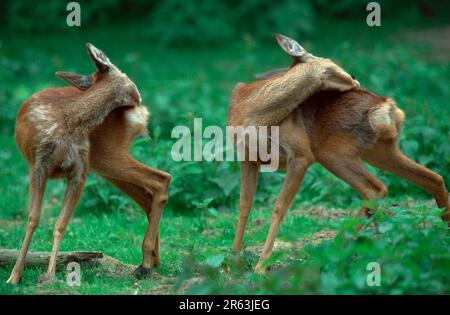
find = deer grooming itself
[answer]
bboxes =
[228,34,450,273]
[7,44,170,284]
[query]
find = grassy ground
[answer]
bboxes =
[0,18,449,294]
[0,132,344,294]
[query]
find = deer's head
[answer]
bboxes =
[256,34,359,90]
[56,43,141,107]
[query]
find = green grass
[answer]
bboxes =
[0,17,449,294]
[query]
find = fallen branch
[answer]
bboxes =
[0,249,103,267]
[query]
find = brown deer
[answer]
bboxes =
[7,44,170,284]
[228,34,450,273]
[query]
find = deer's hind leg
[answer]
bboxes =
[232,161,259,263]
[7,167,48,284]
[362,143,450,223]
[101,175,162,279]
[318,155,388,218]
[91,154,170,280]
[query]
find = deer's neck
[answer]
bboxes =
[233,65,321,127]
[63,86,120,136]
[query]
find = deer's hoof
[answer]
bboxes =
[254,264,267,275]
[6,273,22,285]
[134,265,151,280]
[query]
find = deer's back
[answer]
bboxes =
[281,88,405,163]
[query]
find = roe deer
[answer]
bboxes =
[7,44,170,284]
[227,34,450,273]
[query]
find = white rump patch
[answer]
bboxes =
[125,106,150,127]
[125,105,150,139]
[369,105,392,128]
[368,100,397,138]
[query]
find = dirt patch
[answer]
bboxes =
[146,275,204,295]
[201,229,221,237]
[179,276,203,291]
[293,198,438,220]
[305,230,338,246]
[146,283,173,295]
[94,255,135,278]
[245,230,337,257]
[28,254,137,294]
[35,280,78,295]
[308,207,350,220]
[0,220,21,229]
[292,206,351,220]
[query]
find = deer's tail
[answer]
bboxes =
[368,98,405,140]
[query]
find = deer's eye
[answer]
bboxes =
[351,75,356,80]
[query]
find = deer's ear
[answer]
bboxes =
[255,67,289,80]
[86,43,111,73]
[56,71,93,91]
[274,33,306,57]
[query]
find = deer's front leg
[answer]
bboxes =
[7,168,47,284]
[233,161,259,263]
[41,161,88,283]
[255,158,308,273]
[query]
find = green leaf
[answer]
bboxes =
[378,221,393,234]
[205,254,225,268]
